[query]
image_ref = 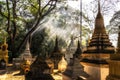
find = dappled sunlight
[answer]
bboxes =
[0,70,24,80]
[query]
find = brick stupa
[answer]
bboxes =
[63,40,90,80]
[106,26,120,80]
[50,37,63,69]
[82,1,115,63]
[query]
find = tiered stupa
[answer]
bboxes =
[106,26,120,80]
[81,1,115,80]
[65,36,77,63]
[25,55,54,80]
[13,40,34,70]
[50,37,63,69]
[63,40,90,80]
[82,1,115,63]
[20,41,32,61]
[73,40,82,59]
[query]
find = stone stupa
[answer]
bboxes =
[20,41,32,61]
[25,55,54,80]
[106,26,120,80]
[50,37,63,69]
[63,40,90,80]
[73,40,82,59]
[81,1,115,80]
[65,36,77,63]
[82,0,115,63]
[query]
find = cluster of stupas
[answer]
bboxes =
[82,1,115,64]
[24,35,90,80]
[1,0,120,80]
[17,1,119,80]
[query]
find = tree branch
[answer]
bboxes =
[0,9,8,19]
[6,0,12,37]
[17,0,58,53]
[12,0,17,40]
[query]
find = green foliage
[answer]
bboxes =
[31,28,50,56]
[58,37,67,48]
[107,10,120,34]
[30,28,67,56]
[0,0,58,58]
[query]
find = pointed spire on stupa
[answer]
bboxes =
[50,36,63,69]
[73,40,82,59]
[65,35,76,63]
[24,40,31,56]
[94,0,106,35]
[26,40,30,51]
[68,35,74,48]
[20,40,32,60]
[98,0,101,14]
[83,0,115,54]
[53,36,60,52]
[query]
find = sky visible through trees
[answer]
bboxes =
[0,0,120,58]
[34,0,120,47]
[46,0,120,47]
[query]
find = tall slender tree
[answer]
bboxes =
[0,0,58,58]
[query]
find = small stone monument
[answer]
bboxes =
[0,37,8,64]
[20,41,32,61]
[65,36,77,63]
[13,40,34,69]
[25,55,54,80]
[63,58,89,80]
[50,37,63,69]
[106,26,120,80]
[63,40,90,80]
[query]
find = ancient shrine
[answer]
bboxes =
[50,37,63,69]
[0,37,8,65]
[106,26,120,80]
[81,1,115,80]
[82,1,115,63]
[63,40,90,80]
[73,40,82,59]
[20,41,32,61]
[13,40,35,69]
[63,58,90,80]
[65,36,77,63]
[25,55,54,80]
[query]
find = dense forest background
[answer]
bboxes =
[0,0,120,60]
